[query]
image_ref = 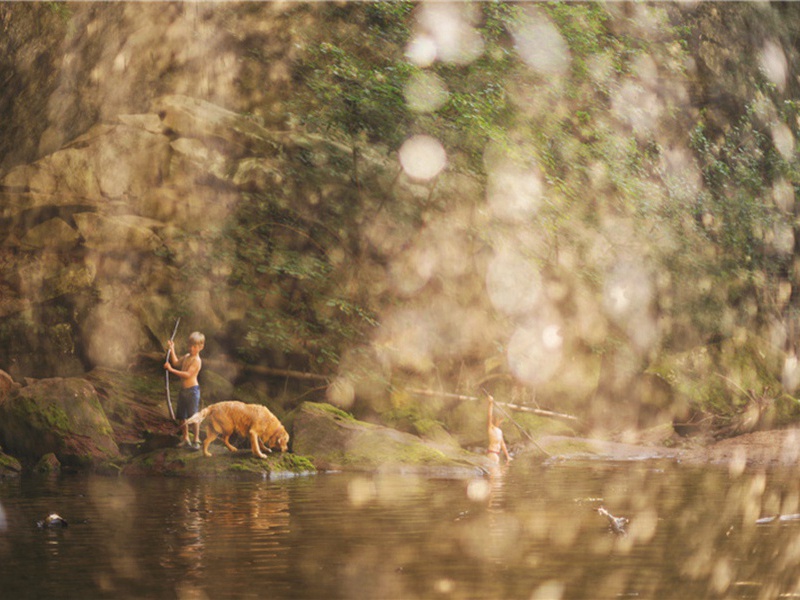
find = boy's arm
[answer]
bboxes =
[166,355,201,380]
[166,340,181,366]
[501,439,512,462]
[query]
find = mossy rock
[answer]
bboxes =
[531,435,683,462]
[122,446,315,479]
[198,369,235,403]
[86,367,179,449]
[34,452,61,474]
[288,401,490,475]
[0,377,119,467]
[0,451,22,477]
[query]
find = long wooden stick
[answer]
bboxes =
[492,401,552,456]
[142,353,330,383]
[165,318,180,421]
[406,387,579,422]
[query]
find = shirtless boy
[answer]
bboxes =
[165,331,205,448]
[487,394,512,464]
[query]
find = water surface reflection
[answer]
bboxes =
[2,460,800,599]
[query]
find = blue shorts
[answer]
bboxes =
[177,386,201,421]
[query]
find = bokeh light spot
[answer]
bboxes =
[404,71,449,114]
[399,135,447,181]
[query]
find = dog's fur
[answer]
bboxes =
[183,400,289,458]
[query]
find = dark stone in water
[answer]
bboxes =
[37,513,68,528]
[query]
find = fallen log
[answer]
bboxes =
[406,387,579,422]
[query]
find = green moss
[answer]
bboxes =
[0,453,22,472]
[228,461,263,473]
[273,452,315,472]
[305,402,355,421]
[337,431,449,467]
[543,439,601,456]
[391,443,447,465]
[228,453,316,474]
[17,398,71,431]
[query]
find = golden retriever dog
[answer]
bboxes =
[184,401,289,458]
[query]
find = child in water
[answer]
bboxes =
[165,331,205,448]
[486,394,512,464]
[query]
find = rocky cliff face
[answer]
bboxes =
[0,4,336,377]
[0,3,484,385]
[0,2,304,172]
[0,85,446,378]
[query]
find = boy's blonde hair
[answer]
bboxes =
[188,331,205,346]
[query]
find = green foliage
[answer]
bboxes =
[221,186,377,370]
[231,3,800,417]
[690,107,789,271]
[43,1,72,22]
[293,3,414,149]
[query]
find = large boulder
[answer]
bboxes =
[152,94,281,157]
[73,213,163,253]
[288,402,490,476]
[1,122,171,201]
[0,377,120,467]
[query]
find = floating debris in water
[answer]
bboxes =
[37,513,68,528]
[756,513,800,525]
[597,507,628,535]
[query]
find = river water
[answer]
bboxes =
[2,458,800,599]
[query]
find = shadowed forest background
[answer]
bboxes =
[2,1,800,444]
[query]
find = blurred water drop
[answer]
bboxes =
[710,558,734,595]
[507,321,563,386]
[486,161,543,222]
[542,324,563,350]
[773,178,795,213]
[348,477,377,507]
[612,80,661,133]
[531,581,565,600]
[327,377,355,409]
[772,122,795,160]
[603,261,657,350]
[398,135,447,181]
[486,249,543,317]
[434,579,455,594]
[405,35,437,67]
[376,309,435,373]
[770,222,794,256]
[782,354,800,392]
[467,478,491,502]
[404,71,449,113]
[759,40,787,91]
[414,3,484,66]
[510,9,570,76]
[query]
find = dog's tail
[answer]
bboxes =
[183,405,213,428]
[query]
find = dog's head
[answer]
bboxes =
[268,426,290,453]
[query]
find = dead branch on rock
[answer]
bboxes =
[406,387,579,423]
